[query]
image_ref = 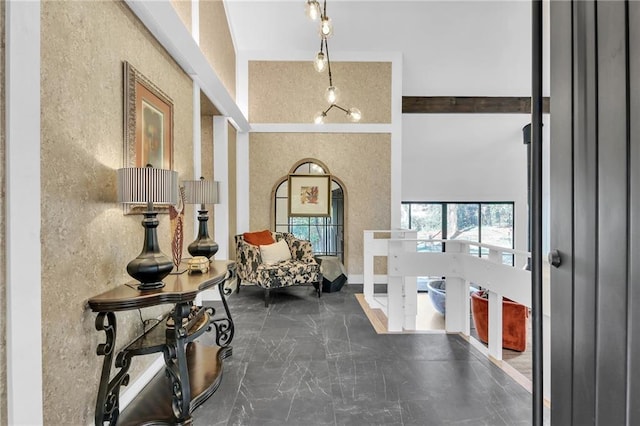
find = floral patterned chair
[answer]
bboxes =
[235,231,322,307]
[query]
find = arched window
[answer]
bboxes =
[273,159,346,263]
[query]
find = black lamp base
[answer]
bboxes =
[127,210,173,291]
[135,280,165,291]
[187,209,219,260]
[187,239,219,260]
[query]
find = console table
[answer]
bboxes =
[88,260,235,425]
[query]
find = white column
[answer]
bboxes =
[402,237,417,331]
[6,1,44,423]
[236,131,250,233]
[488,291,503,360]
[390,54,403,228]
[191,0,199,44]
[235,51,250,233]
[445,241,468,334]
[213,116,229,258]
[387,275,404,332]
[363,231,374,304]
[487,247,504,360]
[386,239,405,332]
[192,82,202,239]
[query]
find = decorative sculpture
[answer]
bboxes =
[170,186,186,271]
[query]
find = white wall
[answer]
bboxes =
[402,114,530,252]
[225,1,543,96]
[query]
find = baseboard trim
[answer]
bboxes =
[119,355,165,410]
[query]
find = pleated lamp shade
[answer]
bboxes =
[117,167,178,205]
[183,178,219,205]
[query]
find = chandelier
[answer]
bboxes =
[305,0,362,124]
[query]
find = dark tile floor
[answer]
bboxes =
[194,284,541,426]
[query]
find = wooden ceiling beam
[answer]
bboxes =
[402,96,551,114]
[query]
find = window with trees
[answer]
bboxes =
[273,161,345,263]
[400,202,514,265]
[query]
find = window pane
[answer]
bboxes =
[480,204,514,248]
[294,163,311,174]
[325,225,340,254]
[480,203,514,264]
[309,163,325,174]
[276,181,288,197]
[275,198,289,225]
[409,204,443,252]
[290,216,309,225]
[401,204,410,229]
[448,203,479,256]
[309,216,325,225]
[293,162,326,174]
[289,216,310,240]
[309,224,322,253]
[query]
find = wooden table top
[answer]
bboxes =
[88,260,235,312]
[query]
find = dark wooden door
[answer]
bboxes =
[550,1,640,424]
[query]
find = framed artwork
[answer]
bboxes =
[288,174,332,217]
[123,61,174,214]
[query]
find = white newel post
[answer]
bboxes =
[363,231,374,305]
[402,237,417,331]
[387,239,404,332]
[445,241,468,334]
[488,291,504,360]
[488,247,504,360]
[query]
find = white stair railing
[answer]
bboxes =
[387,239,531,358]
[364,235,531,349]
[363,230,417,329]
[364,234,551,400]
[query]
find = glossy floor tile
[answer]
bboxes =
[193,284,547,425]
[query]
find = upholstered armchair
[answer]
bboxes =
[235,231,322,307]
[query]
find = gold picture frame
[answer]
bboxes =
[288,174,332,217]
[123,61,174,214]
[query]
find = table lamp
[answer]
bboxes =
[183,177,219,260]
[117,165,178,290]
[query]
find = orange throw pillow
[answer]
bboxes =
[243,230,275,246]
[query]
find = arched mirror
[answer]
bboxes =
[272,159,346,264]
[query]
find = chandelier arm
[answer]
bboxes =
[319,38,324,53]
[323,104,336,115]
[331,104,349,114]
[323,0,327,17]
[325,39,333,86]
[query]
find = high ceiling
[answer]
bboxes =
[224,1,542,96]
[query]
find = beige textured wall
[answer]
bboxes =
[228,125,237,258]
[0,1,6,423]
[249,133,390,273]
[249,61,391,124]
[171,0,192,34]
[200,0,236,100]
[41,1,193,423]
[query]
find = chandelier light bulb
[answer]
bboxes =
[319,16,333,38]
[347,107,362,122]
[325,86,339,104]
[314,111,326,124]
[306,0,320,20]
[313,51,327,72]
